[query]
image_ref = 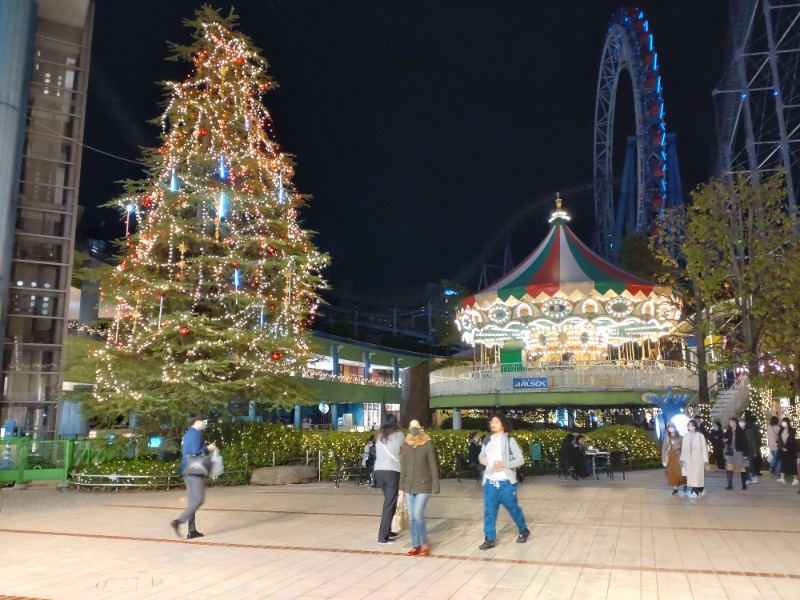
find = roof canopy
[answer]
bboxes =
[462,200,672,309]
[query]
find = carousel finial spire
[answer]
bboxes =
[549,192,571,223]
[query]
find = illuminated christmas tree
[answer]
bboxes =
[90,7,329,428]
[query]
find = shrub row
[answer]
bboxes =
[70,423,660,483]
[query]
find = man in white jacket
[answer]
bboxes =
[478,411,530,549]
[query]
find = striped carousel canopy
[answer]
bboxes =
[461,201,673,309]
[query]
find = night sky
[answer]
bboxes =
[80,1,729,299]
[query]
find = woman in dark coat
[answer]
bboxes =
[709,421,726,471]
[559,434,580,480]
[400,418,440,556]
[723,417,750,490]
[776,417,798,486]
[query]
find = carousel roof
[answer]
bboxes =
[462,199,673,309]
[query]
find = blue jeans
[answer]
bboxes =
[405,492,431,548]
[770,450,781,472]
[483,480,527,542]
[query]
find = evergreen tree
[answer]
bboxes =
[89,7,329,429]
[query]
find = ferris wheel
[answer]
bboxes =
[593,7,671,261]
[714,0,800,213]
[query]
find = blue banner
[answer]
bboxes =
[512,377,548,389]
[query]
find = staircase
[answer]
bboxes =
[710,376,750,423]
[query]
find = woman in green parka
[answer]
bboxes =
[400,418,440,556]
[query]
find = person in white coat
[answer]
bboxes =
[680,419,709,498]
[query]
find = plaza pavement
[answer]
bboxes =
[1,468,799,600]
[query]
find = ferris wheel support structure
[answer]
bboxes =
[594,7,676,261]
[714,0,800,213]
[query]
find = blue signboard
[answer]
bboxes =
[512,377,548,389]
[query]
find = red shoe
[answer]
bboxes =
[406,547,421,556]
[419,544,430,556]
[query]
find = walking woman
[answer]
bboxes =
[710,421,726,471]
[723,417,750,490]
[374,414,405,545]
[662,422,684,495]
[767,416,782,474]
[680,419,709,498]
[400,419,440,556]
[776,417,799,487]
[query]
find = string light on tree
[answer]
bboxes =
[89,6,329,431]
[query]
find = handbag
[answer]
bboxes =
[391,494,409,532]
[208,450,225,479]
[185,453,212,476]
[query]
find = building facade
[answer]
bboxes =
[0,0,94,437]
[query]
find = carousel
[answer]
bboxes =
[456,196,683,366]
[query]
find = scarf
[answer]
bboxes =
[405,431,431,447]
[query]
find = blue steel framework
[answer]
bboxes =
[714,0,800,213]
[593,7,679,261]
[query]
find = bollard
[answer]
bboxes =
[272,451,275,467]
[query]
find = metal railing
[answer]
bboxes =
[430,361,696,396]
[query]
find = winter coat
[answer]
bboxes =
[779,427,798,476]
[680,431,708,488]
[400,439,440,495]
[661,434,682,468]
[766,424,781,452]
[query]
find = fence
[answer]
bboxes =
[0,438,72,485]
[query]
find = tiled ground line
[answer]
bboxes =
[106,503,800,534]
[2,527,798,581]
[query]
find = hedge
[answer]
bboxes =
[70,422,660,483]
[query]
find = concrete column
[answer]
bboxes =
[293,405,301,429]
[331,404,338,431]
[392,357,400,383]
[330,344,340,376]
[453,408,462,430]
[364,352,372,381]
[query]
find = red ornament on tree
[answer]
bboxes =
[271,351,282,361]
[267,246,277,255]
[200,128,208,136]
[179,325,190,336]
[235,56,244,65]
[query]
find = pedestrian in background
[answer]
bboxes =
[767,416,782,474]
[724,417,750,490]
[478,412,530,550]
[710,421,726,471]
[374,413,405,546]
[743,414,761,483]
[171,414,217,539]
[680,419,708,498]
[776,417,799,487]
[468,431,484,482]
[662,423,683,495]
[400,418,440,556]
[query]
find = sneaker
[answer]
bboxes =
[377,539,396,546]
[478,538,496,550]
[671,489,679,496]
[517,529,530,544]
[690,492,698,499]
[388,531,400,539]
[752,476,758,484]
[778,478,786,485]
[187,530,204,540]
[792,478,799,486]
[406,546,420,556]
[725,485,733,490]
[419,544,430,556]
[699,490,706,497]
[169,520,181,538]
